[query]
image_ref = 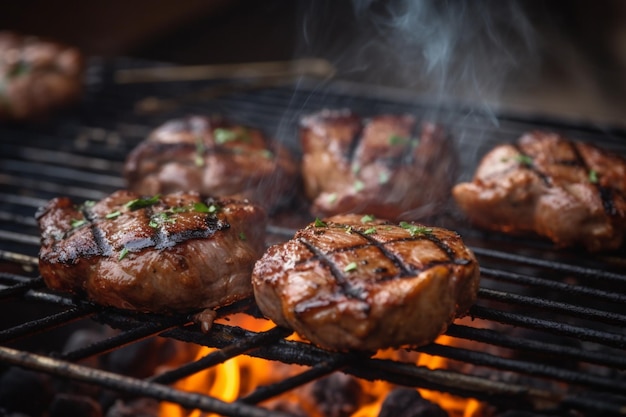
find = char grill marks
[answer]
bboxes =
[512,136,619,216]
[39,191,229,263]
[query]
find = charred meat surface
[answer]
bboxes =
[252,214,480,351]
[37,190,266,314]
[300,109,457,221]
[0,31,83,121]
[453,131,626,252]
[124,115,299,212]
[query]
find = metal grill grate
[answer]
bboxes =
[1,58,626,416]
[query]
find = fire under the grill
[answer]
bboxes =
[1,58,626,417]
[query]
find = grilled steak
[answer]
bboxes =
[0,31,83,121]
[300,109,457,221]
[453,131,626,252]
[252,214,480,351]
[124,115,298,212]
[37,191,266,318]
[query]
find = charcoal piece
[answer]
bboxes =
[105,398,160,417]
[378,388,448,417]
[311,372,363,417]
[49,393,102,417]
[0,367,54,415]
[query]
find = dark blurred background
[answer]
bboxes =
[1,0,625,127]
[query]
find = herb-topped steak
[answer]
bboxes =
[452,131,626,252]
[299,109,457,221]
[37,190,266,317]
[123,115,298,212]
[251,214,480,351]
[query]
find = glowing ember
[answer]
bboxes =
[159,315,486,417]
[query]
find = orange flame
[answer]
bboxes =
[159,317,486,417]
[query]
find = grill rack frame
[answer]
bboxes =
[1,58,626,416]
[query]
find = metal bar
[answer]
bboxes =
[470,305,626,349]
[478,287,626,326]
[0,276,44,299]
[0,305,95,343]
[0,346,295,417]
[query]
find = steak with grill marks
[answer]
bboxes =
[0,31,83,121]
[123,115,298,213]
[453,131,626,252]
[252,214,480,351]
[300,109,457,221]
[37,190,266,319]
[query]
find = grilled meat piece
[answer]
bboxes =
[37,190,266,316]
[300,109,457,221]
[252,214,479,351]
[453,131,626,252]
[124,115,298,212]
[0,31,83,121]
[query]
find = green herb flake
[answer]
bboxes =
[327,193,337,204]
[214,128,251,145]
[70,218,87,228]
[260,149,274,159]
[125,194,161,211]
[148,219,159,228]
[353,180,365,192]
[105,211,121,219]
[589,169,599,184]
[515,154,534,166]
[195,135,205,167]
[238,232,247,241]
[360,214,376,224]
[388,134,409,146]
[345,226,353,234]
[314,218,327,228]
[83,200,96,208]
[351,163,361,174]
[399,221,432,237]
[378,171,390,184]
[344,262,358,273]
[118,247,129,261]
[193,202,219,214]
[363,227,377,235]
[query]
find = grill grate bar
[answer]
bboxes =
[149,326,292,385]
[472,247,626,283]
[471,305,626,349]
[446,324,626,369]
[0,275,43,299]
[239,357,348,405]
[0,345,296,417]
[478,287,626,326]
[0,304,95,344]
[419,342,626,396]
[480,266,626,303]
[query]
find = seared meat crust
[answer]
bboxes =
[300,109,457,221]
[37,190,266,314]
[0,31,83,121]
[453,131,626,252]
[124,115,298,212]
[252,214,479,351]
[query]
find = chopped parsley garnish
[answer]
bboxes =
[589,169,599,184]
[149,212,176,228]
[515,154,534,166]
[351,163,361,174]
[194,202,219,214]
[360,214,376,224]
[363,227,377,235]
[260,149,274,159]
[344,262,358,272]
[327,193,337,204]
[238,232,247,241]
[353,180,365,192]
[125,194,161,211]
[399,221,432,236]
[314,218,327,227]
[345,226,353,234]
[195,135,205,167]
[70,219,87,228]
[214,128,251,145]
[388,134,409,146]
[105,210,121,219]
[378,171,390,184]
[118,247,129,261]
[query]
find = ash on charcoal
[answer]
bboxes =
[378,387,448,417]
[311,372,364,417]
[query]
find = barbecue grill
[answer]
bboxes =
[1,57,626,417]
